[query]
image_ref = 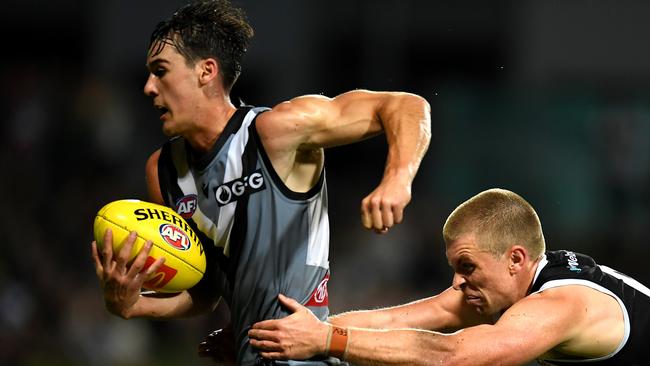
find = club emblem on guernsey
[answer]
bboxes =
[306,273,329,307]
[214,169,266,206]
[159,224,191,251]
[175,194,198,218]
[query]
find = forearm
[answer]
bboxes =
[125,290,218,319]
[329,309,394,329]
[379,93,431,183]
[339,327,455,366]
[329,293,474,332]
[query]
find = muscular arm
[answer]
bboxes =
[329,287,490,331]
[249,288,619,366]
[257,90,431,231]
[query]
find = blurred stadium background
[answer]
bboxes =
[2,0,649,365]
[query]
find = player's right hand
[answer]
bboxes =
[91,228,164,318]
[360,171,412,234]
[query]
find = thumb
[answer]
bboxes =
[278,293,303,313]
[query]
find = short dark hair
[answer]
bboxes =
[148,0,254,92]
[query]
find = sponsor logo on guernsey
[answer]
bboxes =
[564,251,581,272]
[214,169,266,206]
[305,273,329,307]
[175,194,198,219]
[159,224,191,251]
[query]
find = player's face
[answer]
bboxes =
[144,41,202,137]
[446,234,518,316]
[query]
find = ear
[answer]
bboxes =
[198,58,219,86]
[508,245,527,275]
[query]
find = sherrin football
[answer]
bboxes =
[94,199,206,293]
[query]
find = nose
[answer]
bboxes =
[144,74,157,97]
[452,273,466,291]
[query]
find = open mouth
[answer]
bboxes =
[155,105,169,118]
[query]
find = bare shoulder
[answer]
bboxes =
[257,89,384,127]
[500,285,625,359]
[256,94,334,129]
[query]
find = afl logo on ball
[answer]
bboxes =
[175,194,198,219]
[159,224,191,251]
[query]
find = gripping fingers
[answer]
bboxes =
[361,197,386,230]
[101,228,115,269]
[143,256,166,277]
[127,240,153,278]
[91,241,104,277]
[360,200,373,230]
[116,231,137,270]
[393,204,404,225]
[371,201,384,230]
[381,203,394,229]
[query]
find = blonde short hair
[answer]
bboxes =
[443,188,545,259]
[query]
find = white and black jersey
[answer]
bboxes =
[157,107,335,365]
[532,250,650,365]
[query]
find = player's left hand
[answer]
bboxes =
[248,294,329,360]
[361,172,412,234]
[91,229,164,318]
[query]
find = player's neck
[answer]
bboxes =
[524,257,544,295]
[185,97,237,154]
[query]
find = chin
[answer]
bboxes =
[474,304,498,316]
[161,122,178,137]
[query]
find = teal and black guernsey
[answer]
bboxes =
[157,107,332,365]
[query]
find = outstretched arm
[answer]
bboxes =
[258,90,431,233]
[249,291,595,366]
[329,287,490,332]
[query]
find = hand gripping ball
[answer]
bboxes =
[94,199,206,293]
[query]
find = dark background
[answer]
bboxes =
[2,1,649,365]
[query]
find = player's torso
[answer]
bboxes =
[158,107,332,365]
[532,250,650,365]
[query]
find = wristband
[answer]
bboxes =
[326,325,348,360]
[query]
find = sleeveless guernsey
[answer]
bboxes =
[157,107,334,365]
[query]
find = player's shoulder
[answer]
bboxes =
[523,282,611,318]
[255,94,331,135]
[262,94,330,118]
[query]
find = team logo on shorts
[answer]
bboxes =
[159,224,191,251]
[175,194,198,218]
